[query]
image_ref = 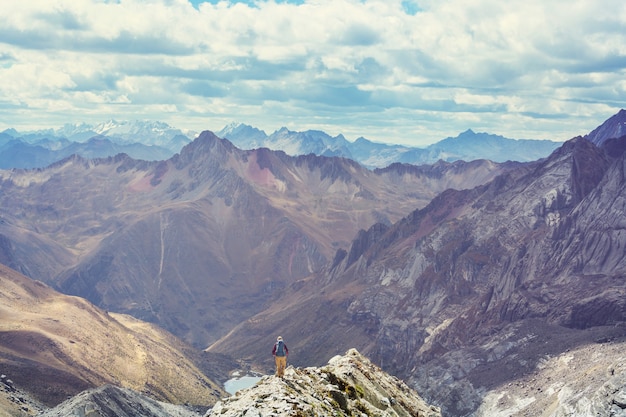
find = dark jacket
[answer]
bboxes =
[272,341,288,357]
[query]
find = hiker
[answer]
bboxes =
[272,336,288,378]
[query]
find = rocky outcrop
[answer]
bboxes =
[206,349,441,417]
[474,330,626,417]
[38,385,201,417]
[0,373,45,416]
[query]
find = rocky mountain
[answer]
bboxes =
[586,108,626,146]
[0,132,508,350]
[207,132,626,414]
[0,263,224,414]
[206,349,441,417]
[218,123,561,167]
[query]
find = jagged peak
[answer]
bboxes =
[180,130,236,153]
[218,121,267,137]
[586,109,626,146]
[274,126,293,135]
[169,130,239,172]
[1,128,19,137]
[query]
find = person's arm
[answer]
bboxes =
[272,344,276,356]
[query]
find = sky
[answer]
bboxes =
[1,0,625,146]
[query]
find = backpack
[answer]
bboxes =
[275,341,285,356]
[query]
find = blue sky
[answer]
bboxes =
[1,0,625,145]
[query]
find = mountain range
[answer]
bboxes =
[0,110,625,416]
[218,123,561,167]
[2,119,561,170]
[0,120,192,169]
[0,132,509,349]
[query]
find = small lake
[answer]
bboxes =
[224,375,263,394]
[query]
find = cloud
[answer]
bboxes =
[0,0,624,145]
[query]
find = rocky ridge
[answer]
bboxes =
[0,374,44,417]
[38,385,201,417]
[206,349,441,417]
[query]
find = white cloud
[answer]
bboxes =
[0,0,624,144]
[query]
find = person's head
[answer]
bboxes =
[277,336,283,341]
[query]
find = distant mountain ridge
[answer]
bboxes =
[0,120,194,169]
[13,119,196,148]
[2,119,561,170]
[218,123,561,167]
[0,134,174,169]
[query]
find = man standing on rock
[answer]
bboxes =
[272,336,288,378]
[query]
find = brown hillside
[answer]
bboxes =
[0,263,224,408]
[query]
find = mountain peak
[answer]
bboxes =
[586,109,626,145]
[275,126,292,134]
[205,349,441,417]
[1,128,19,137]
[218,122,266,137]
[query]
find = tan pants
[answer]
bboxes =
[275,355,287,377]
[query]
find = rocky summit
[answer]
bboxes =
[206,349,441,417]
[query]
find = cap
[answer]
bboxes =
[277,336,283,341]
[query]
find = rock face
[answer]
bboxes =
[474,333,626,417]
[38,385,201,417]
[206,349,441,417]
[586,109,626,145]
